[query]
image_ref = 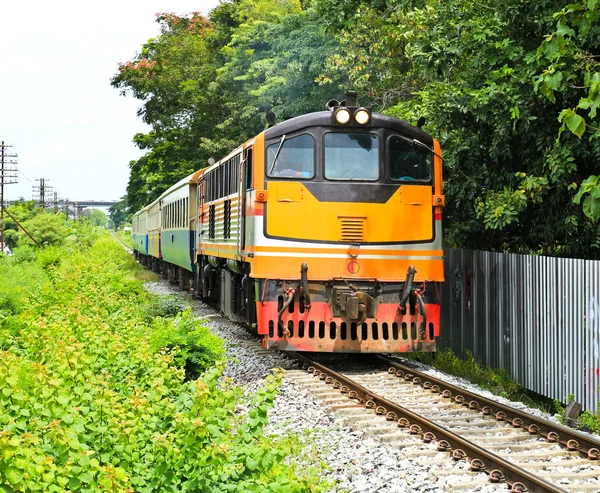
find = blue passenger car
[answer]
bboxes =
[131,207,149,257]
[159,171,202,286]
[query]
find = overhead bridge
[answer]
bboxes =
[70,200,118,207]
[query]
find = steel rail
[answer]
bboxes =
[378,356,600,461]
[292,352,565,493]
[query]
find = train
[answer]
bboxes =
[131,92,445,353]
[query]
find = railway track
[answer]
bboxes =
[135,261,600,491]
[285,353,600,493]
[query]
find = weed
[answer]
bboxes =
[0,223,326,492]
[144,294,189,319]
[579,408,600,433]
[148,308,225,379]
[36,245,63,270]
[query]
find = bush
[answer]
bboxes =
[0,232,325,492]
[145,294,189,319]
[149,308,225,379]
[36,245,63,270]
[17,212,68,248]
[0,257,45,317]
[580,407,600,433]
[11,245,37,264]
[66,219,102,250]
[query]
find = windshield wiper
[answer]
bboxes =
[268,134,287,175]
[413,139,444,162]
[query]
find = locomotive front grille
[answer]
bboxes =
[269,320,434,342]
[265,318,436,352]
[339,216,365,242]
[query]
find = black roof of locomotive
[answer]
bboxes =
[263,111,434,147]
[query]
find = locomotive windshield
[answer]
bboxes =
[324,133,379,180]
[267,133,315,178]
[389,135,432,182]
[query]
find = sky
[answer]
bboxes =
[0,0,222,204]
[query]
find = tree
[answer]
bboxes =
[17,212,68,248]
[534,0,600,223]
[88,209,108,228]
[108,196,130,229]
[112,12,222,211]
[316,0,600,257]
[113,1,345,214]
[3,201,39,248]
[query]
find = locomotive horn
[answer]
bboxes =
[345,90,358,107]
[325,99,340,111]
[266,110,276,128]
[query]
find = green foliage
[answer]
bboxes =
[2,201,38,249]
[579,406,600,433]
[535,1,600,140]
[112,3,345,214]
[112,0,600,254]
[36,246,63,271]
[144,294,189,319]
[65,218,102,250]
[431,349,521,399]
[573,174,600,221]
[111,12,225,212]
[316,0,600,257]
[108,196,130,229]
[144,297,224,379]
[10,245,37,264]
[5,200,38,222]
[86,209,108,228]
[553,398,566,424]
[16,212,68,248]
[0,257,45,317]
[0,231,325,492]
[148,308,225,380]
[7,207,103,254]
[554,393,600,432]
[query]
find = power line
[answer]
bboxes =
[17,168,34,184]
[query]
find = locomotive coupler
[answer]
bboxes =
[330,282,377,323]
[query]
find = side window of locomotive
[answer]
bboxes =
[324,133,379,180]
[389,136,432,182]
[244,148,253,190]
[267,134,314,178]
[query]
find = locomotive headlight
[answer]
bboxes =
[354,108,371,125]
[335,108,351,124]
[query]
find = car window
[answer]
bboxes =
[267,134,315,178]
[324,133,379,180]
[389,135,432,182]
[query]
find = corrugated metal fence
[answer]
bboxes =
[440,249,600,413]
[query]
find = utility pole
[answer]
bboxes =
[33,178,53,210]
[53,191,59,213]
[1,141,18,253]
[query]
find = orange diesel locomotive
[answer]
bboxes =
[193,92,445,352]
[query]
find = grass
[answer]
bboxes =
[114,228,131,247]
[405,349,600,433]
